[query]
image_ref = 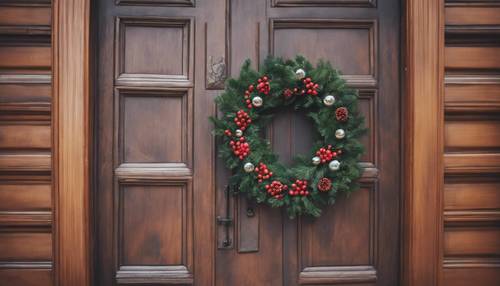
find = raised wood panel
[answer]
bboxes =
[270,19,377,86]
[0,232,52,261]
[0,84,51,109]
[301,186,374,268]
[444,152,500,174]
[0,183,51,211]
[444,228,500,256]
[445,84,500,112]
[443,267,500,286]
[359,90,376,164]
[0,47,51,69]
[0,151,51,172]
[0,124,51,149]
[121,185,184,265]
[116,17,193,85]
[0,6,51,26]
[444,181,500,211]
[445,7,500,25]
[118,89,190,164]
[0,267,53,286]
[445,47,500,70]
[271,0,376,7]
[445,120,500,149]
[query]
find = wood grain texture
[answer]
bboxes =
[444,181,500,211]
[444,227,500,256]
[0,124,51,149]
[0,183,51,211]
[403,1,444,286]
[52,0,92,285]
[0,267,53,286]
[0,47,51,69]
[0,6,51,26]
[0,232,52,261]
[445,7,500,25]
[445,84,500,113]
[443,265,500,286]
[445,120,500,149]
[445,47,500,70]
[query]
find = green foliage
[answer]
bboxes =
[210,55,366,218]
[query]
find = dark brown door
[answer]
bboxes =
[94,1,401,285]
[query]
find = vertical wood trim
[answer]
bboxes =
[403,1,444,286]
[52,0,92,285]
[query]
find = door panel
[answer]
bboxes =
[94,0,400,285]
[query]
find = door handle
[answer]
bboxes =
[217,185,236,249]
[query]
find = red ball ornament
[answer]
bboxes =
[335,107,349,122]
[317,178,332,192]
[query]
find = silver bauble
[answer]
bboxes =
[252,96,263,107]
[323,95,336,106]
[295,68,306,80]
[329,160,341,171]
[312,156,321,165]
[244,162,255,173]
[235,129,243,137]
[335,129,345,139]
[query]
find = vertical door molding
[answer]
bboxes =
[52,0,92,286]
[403,1,444,286]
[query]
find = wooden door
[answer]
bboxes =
[94,0,401,285]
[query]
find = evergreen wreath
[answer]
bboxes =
[211,56,366,218]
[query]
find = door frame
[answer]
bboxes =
[52,0,444,285]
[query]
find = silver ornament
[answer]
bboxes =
[244,162,255,173]
[312,156,321,165]
[295,68,306,80]
[323,95,336,106]
[252,96,263,107]
[329,160,340,171]
[335,129,345,139]
[235,129,243,137]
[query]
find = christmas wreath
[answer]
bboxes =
[211,56,366,218]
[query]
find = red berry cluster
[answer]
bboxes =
[234,110,251,131]
[265,180,287,199]
[224,129,232,137]
[254,162,273,183]
[315,145,342,164]
[302,77,319,96]
[244,85,255,109]
[289,179,309,196]
[229,137,250,160]
[335,107,349,122]
[283,88,293,98]
[257,76,270,95]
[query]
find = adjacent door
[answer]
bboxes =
[94,0,401,285]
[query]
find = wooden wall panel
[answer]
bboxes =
[0,47,51,69]
[444,228,500,256]
[0,268,53,286]
[445,47,500,70]
[0,6,51,26]
[0,232,52,261]
[0,0,54,285]
[445,7,500,25]
[443,267,500,286]
[0,183,51,211]
[0,124,51,149]
[445,84,500,113]
[445,181,500,211]
[445,120,500,149]
[443,1,500,285]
